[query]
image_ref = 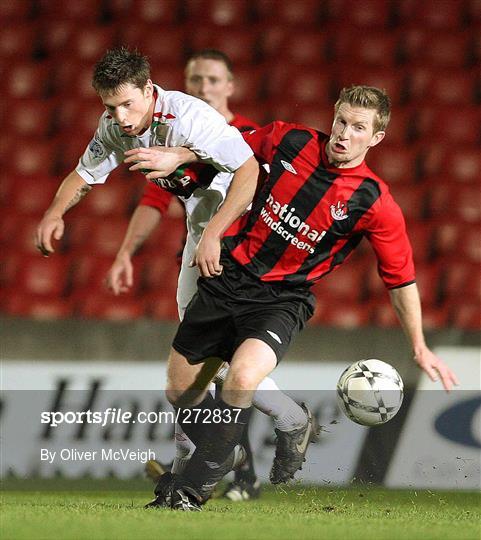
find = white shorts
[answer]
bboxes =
[176,232,200,320]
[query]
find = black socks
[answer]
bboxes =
[180,399,252,493]
[235,423,257,484]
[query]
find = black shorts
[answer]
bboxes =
[172,252,315,364]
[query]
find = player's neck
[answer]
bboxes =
[218,106,234,124]
[328,158,364,169]
[139,94,157,135]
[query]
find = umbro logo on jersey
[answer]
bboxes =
[266,330,282,344]
[330,201,349,221]
[280,160,297,174]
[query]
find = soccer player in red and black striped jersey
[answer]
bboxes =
[157,85,459,510]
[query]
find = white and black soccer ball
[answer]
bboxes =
[336,359,404,426]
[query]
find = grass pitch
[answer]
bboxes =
[1,478,480,540]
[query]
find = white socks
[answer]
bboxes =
[253,376,307,432]
[212,368,307,432]
[171,422,194,474]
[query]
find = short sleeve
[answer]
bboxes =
[75,116,123,185]
[242,121,289,165]
[139,181,173,213]
[230,114,260,132]
[365,193,416,289]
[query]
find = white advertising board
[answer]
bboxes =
[1,360,366,484]
[385,347,481,490]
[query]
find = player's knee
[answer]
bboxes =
[165,388,184,407]
[165,389,194,407]
[225,368,259,391]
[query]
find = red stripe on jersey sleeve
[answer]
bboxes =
[230,114,260,131]
[365,192,415,289]
[139,181,173,214]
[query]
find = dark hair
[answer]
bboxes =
[92,47,151,95]
[335,85,391,132]
[186,49,234,79]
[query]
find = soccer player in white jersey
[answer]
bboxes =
[36,47,256,254]
[105,49,267,501]
[35,48,319,502]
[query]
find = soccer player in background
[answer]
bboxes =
[35,47,321,498]
[145,86,459,511]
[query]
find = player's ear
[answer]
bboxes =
[226,79,234,98]
[369,131,385,148]
[144,79,154,98]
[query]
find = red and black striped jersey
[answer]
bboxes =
[224,121,415,289]
[230,113,260,133]
[139,113,260,211]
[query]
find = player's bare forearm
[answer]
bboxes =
[124,146,199,179]
[46,170,92,218]
[389,283,459,391]
[35,170,91,256]
[117,205,162,257]
[106,205,163,295]
[193,156,259,277]
[203,156,259,240]
[389,284,425,351]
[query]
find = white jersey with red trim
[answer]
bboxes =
[75,85,254,318]
[76,84,252,185]
[75,84,252,249]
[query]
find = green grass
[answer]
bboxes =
[1,479,480,540]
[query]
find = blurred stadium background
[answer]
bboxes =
[0,0,480,490]
[0,0,479,327]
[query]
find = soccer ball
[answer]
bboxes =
[336,359,404,426]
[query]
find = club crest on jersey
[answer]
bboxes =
[88,138,105,159]
[330,201,349,221]
[280,160,297,175]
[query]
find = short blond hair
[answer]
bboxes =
[335,85,391,132]
[186,49,234,80]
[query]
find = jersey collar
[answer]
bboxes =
[151,84,177,127]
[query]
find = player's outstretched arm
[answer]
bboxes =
[192,155,259,278]
[124,146,198,180]
[105,205,162,295]
[389,283,459,391]
[35,170,92,257]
